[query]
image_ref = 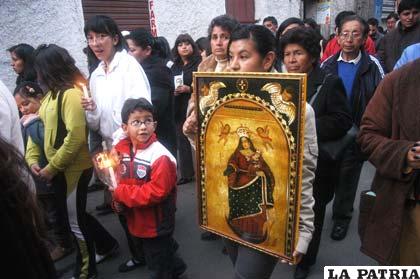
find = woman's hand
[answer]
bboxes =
[183,110,198,138]
[174,85,190,96]
[405,142,420,171]
[280,250,303,265]
[113,201,126,213]
[39,167,54,182]
[81,96,97,111]
[30,163,41,176]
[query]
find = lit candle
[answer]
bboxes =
[80,82,89,98]
[102,141,117,190]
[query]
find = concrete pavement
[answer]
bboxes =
[56,162,377,279]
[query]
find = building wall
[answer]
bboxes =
[153,0,226,47]
[255,0,301,26]
[153,0,301,47]
[0,0,87,91]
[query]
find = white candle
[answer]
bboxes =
[109,167,117,190]
[101,141,117,190]
[80,83,89,98]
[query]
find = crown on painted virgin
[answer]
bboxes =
[236,126,249,138]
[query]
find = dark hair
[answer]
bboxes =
[335,11,356,28]
[83,46,100,75]
[126,28,157,55]
[338,15,369,38]
[303,18,324,42]
[121,98,155,124]
[155,36,172,60]
[84,15,125,51]
[278,27,321,67]
[276,17,305,41]
[171,33,201,65]
[33,44,86,98]
[386,12,399,21]
[229,24,276,59]
[195,37,211,55]
[367,17,379,27]
[398,0,420,14]
[7,43,37,85]
[0,136,55,278]
[13,81,44,98]
[207,14,239,38]
[263,16,278,26]
[303,18,319,31]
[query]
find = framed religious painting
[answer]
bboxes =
[193,72,307,263]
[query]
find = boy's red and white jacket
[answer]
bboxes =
[113,133,177,238]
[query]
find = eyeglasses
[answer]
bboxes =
[129,119,155,127]
[339,32,362,40]
[87,34,110,44]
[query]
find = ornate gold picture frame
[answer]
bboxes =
[194,72,307,263]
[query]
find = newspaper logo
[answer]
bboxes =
[325,266,420,279]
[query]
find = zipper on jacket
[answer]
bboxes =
[129,143,135,179]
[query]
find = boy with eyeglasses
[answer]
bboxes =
[111,98,186,279]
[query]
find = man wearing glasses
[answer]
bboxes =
[321,15,384,242]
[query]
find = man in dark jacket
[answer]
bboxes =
[377,0,420,73]
[321,15,384,241]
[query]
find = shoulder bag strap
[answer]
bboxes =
[53,91,68,149]
[308,74,330,106]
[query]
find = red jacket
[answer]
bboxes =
[321,36,376,62]
[113,134,177,238]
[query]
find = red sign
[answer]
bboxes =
[149,0,157,37]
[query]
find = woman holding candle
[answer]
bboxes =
[81,15,152,272]
[26,44,114,279]
[81,15,151,217]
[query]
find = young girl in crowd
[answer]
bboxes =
[7,43,37,85]
[171,33,201,185]
[26,44,115,279]
[14,81,75,261]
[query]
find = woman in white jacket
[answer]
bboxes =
[81,15,151,270]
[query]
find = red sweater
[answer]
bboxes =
[113,134,177,238]
[321,36,376,62]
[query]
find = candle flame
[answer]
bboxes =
[96,152,114,169]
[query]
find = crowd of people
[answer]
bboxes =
[1,0,420,278]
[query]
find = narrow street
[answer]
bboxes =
[56,163,377,279]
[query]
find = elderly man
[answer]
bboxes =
[321,15,384,242]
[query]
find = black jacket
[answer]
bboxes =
[321,51,384,127]
[377,23,420,73]
[308,66,353,167]
[142,54,177,156]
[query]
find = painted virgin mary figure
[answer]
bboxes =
[223,127,275,244]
